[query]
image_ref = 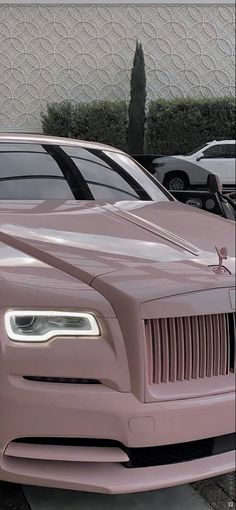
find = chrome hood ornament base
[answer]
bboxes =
[211,246,229,275]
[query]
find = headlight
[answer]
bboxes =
[5,311,100,342]
[155,162,165,168]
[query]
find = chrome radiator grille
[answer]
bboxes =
[145,313,236,384]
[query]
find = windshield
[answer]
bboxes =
[0,143,171,202]
[185,143,208,156]
[104,151,171,202]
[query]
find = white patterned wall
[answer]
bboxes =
[0,3,235,131]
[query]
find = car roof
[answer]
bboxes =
[208,139,235,145]
[0,133,124,153]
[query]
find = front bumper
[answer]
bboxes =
[1,450,234,495]
[1,380,235,493]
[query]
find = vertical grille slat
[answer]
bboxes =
[233,313,236,372]
[168,318,177,383]
[145,319,154,384]
[160,319,169,383]
[212,315,221,376]
[153,320,161,384]
[176,318,185,381]
[226,314,230,375]
[146,312,235,385]
[191,316,200,379]
[220,314,228,375]
[205,315,214,377]
[199,316,207,378]
[184,317,192,381]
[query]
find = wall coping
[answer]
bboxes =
[2,1,235,4]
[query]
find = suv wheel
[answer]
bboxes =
[164,172,189,191]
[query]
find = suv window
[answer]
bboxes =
[224,144,236,158]
[0,143,166,201]
[203,144,235,159]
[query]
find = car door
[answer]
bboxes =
[199,144,236,186]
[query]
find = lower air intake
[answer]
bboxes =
[23,376,101,384]
[123,433,235,468]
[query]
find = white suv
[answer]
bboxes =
[153,140,236,190]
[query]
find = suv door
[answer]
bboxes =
[199,143,236,185]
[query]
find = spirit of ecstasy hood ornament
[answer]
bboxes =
[213,246,228,274]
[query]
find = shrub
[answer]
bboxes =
[41,101,74,138]
[146,97,235,155]
[70,103,90,140]
[127,41,146,154]
[77,101,128,151]
[41,100,128,151]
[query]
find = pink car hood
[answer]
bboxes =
[0,200,235,302]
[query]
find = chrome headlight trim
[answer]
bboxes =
[5,310,100,342]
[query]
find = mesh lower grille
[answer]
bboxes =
[145,313,236,384]
[123,433,235,468]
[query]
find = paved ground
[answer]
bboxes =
[0,474,235,510]
[0,482,30,510]
[24,484,210,510]
[192,474,236,510]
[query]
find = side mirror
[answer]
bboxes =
[186,199,202,209]
[196,152,204,161]
[207,173,223,193]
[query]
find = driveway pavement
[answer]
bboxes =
[1,474,235,510]
[23,475,236,510]
[24,484,211,510]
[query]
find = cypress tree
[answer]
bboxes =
[127,41,146,154]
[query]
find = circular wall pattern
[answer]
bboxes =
[0,3,235,130]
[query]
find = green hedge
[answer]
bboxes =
[41,100,128,151]
[41,97,235,155]
[41,101,74,138]
[146,97,235,155]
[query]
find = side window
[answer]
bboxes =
[203,144,235,159]
[224,144,236,158]
[61,146,147,200]
[0,144,76,199]
[203,145,225,159]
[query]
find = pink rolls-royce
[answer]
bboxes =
[0,134,235,494]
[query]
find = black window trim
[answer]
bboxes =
[89,149,151,201]
[61,145,150,200]
[0,140,173,202]
[0,175,65,182]
[102,150,174,202]
[43,144,94,200]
